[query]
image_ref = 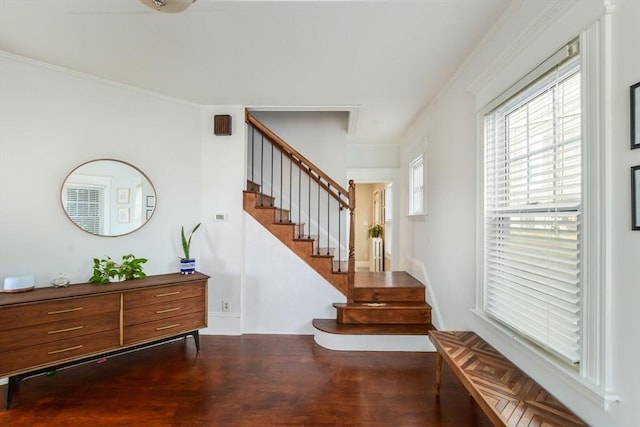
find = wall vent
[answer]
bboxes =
[214,115,232,136]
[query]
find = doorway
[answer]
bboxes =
[354,182,393,272]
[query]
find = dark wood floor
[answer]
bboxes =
[0,335,492,427]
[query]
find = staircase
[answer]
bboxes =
[244,111,434,351]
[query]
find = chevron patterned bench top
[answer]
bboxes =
[428,331,586,427]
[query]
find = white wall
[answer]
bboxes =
[607,0,640,424]
[398,1,639,425]
[0,53,365,341]
[243,215,345,334]
[199,105,246,334]
[251,111,349,183]
[0,53,201,284]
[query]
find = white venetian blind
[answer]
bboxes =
[65,186,103,234]
[483,43,581,365]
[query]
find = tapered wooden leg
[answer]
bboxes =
[192,331,200,352]
[6,376,20,409]
[435,352,442,396]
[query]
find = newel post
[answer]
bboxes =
[347,180,356,302]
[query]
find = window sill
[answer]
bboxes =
[470,309,618,411]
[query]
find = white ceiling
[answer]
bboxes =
[0,0,508,144]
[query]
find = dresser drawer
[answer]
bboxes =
[0,293,120,332]
[123,281,205,309]
[0,329,120,377]
[124,295,204,326]
[123,311,206,346]
[0,312,119,352]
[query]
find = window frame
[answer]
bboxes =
[474,28,615,408]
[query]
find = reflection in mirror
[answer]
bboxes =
[61,159,156,237]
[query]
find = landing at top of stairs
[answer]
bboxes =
[354,271,425,288]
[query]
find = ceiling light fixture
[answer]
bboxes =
[139,0,197,13]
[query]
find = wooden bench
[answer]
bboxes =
[429,331,586,427]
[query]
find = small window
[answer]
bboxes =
[409,155,424,215]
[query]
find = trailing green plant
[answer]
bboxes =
[89,254,147,284]
[89,256,120,284]
[181,223,201,260]
[118,253,148,280]
[367,224,384,239]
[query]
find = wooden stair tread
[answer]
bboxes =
[334,302,431,309]
[354,271,425,289]
[313,319,435,336]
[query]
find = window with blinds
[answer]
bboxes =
[65,187,104,234]
[409,155,424,215]
[483,43,581,365]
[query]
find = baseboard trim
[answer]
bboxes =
[355,261,369,269]
[200,312,242,335]
[405,257,444,330]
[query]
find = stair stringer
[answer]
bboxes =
[243,191,349,296]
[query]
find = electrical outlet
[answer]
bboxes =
[222,299,231,312]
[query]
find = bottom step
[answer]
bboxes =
[312,319,436,352]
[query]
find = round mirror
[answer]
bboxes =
[61,159,156,237]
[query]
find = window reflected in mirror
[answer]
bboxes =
[61,159,156,237]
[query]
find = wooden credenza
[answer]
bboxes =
[0,272,209,408]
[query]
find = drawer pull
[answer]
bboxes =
[47,345,83,355]
[48,325,84,335]
[48,307,84,315]
[155,307,181,314]
[155,323,180,331]
[155,291,180,297]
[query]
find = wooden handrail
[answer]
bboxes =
[246,111,350,201]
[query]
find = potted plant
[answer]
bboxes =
[180,223,201,274]
[89,254,147,284]
[367,224,384,239]
[118,254,148,280]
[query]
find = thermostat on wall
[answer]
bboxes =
[214,213,227,222]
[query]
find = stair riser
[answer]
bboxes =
[246,181,261,192]
[333,260,348,272]
[336,308,431,325]
[293,224,306,238]
[354,288,425,303]
[255,193,275,207]
[274,209,290,223]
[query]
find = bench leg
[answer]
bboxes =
[435,352,442,396]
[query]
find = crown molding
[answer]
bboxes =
[467,0,577,96]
